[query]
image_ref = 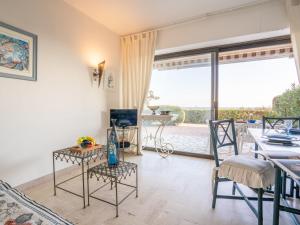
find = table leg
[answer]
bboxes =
[282,172,287,199]
[273,166,281,225]
[82,159,86,208]
[122,127,125,161]
[254,143,258,159]
[87,169,90,206]
[290,180,295,197]
[53,152,56,196]
[137,128,139,156]
[136,166,138,198]
[258,188,263,225]
[115,178,118,217]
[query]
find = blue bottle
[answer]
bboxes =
[107,119,119,167]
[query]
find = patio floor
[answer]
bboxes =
[142,123,254,155]
[142,124,211,154]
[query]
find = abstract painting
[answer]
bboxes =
[0,22,37,81]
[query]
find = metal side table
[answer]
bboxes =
[52,145,104,208]
[142,114,174,158]
[87,161,138,217]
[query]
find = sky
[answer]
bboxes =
[149,57,298,109]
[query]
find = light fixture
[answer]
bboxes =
[92,60,105,87]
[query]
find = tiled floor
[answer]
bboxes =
[20,151,296,225]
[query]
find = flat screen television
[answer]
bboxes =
[110,109,138,127]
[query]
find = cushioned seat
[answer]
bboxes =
[210,119,273,225]
[217,155,275,189]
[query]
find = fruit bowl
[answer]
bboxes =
[77,136,96,148]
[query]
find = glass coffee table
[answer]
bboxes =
[87,161,138,217]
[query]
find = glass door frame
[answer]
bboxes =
[150,50,219,158]
[154,35,291,158]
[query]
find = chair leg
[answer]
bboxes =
[232,182,236,195]
[296,184,300,198]
[290,179,295,197]
[282,172,287,199]
[212,177,219,209]
[258,188,263,225]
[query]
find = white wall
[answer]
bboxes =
[0,0,120,186]
[156,0,289,54]
[286,0,300,80]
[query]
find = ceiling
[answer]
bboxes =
[64,0,272,35]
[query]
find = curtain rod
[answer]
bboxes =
[121,0,273,38]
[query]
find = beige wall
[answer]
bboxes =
[156,0,289,54]
[0,0,120,186]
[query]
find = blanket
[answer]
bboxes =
[0,181,73,225]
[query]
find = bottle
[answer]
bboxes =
[107,119,119,167]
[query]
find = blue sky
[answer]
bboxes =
[149,57,298,108]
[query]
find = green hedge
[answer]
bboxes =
[184,110,210,124]
[218,109,277,121]
[182,108,277,124]
[159,105,185,125]
[146,106,280,125]
[273,84,300,116]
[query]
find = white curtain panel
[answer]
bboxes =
[120,30,157,154]
[286,0,300,81]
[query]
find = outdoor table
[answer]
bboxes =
[270,159,300,225]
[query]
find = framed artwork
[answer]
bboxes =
[0,22,37,81]
[104,70,115,91]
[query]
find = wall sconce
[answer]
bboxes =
[92,60,105,87]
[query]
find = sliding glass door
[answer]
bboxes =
[142,37,295,158]
[142,52,217,156]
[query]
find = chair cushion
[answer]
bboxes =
[218,155,275,189]
[256,150,300,160]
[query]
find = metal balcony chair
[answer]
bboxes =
[262,116,300,130]
[209,119,274,225]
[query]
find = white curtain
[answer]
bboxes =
[286,0,300,81]
[120,30,157,154]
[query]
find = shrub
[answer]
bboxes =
[218,108,277,120]
[184,110,210,124]
[273,84,300,116]
[182,108,277,123]
[159,105,185,125]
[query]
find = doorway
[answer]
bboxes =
[142,52,217,157]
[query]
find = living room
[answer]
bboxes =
[1,0,300,225]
